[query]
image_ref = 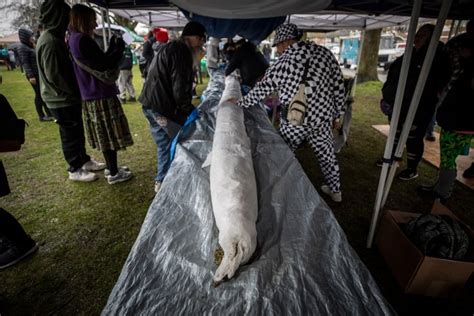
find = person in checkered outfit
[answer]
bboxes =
[237,23,346,202]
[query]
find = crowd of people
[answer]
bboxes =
[0,0,472,271]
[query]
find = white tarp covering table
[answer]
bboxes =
[102,70,394,315]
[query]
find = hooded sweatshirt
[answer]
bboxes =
[36,0,81,109]
[17,29,38,79]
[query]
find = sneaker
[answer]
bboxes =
[107,169,133,184]
[82,159,106,172]
[104,166,130,177]
[129,97,136,102]
[425,134,436,142]
[463,163,474,179]
[0,240,38,269]
[154,181,162,193]
[68,169,98,182]
[398,168,418,181]
[320,185,342,202]
[39,116,54,122]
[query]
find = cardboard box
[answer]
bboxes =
[376,202,474,297]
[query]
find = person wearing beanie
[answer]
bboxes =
[139,21,206,193]
[36,0,105,182]
[235,23,346,202]
[17,28,53,121]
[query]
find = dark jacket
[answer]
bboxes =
[437,56,474,132]
[139,40,194,125]
[36,0,81,109]
[225,42,269,87]
[17,29,38,79]
[119,46,133,70]
[382,42,449,124]
[141,36,155,77]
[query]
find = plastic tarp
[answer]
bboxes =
[102,69,394,315]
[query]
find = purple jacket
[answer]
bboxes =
[68,31,122,101]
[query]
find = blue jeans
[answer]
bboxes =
[142,107,180,182]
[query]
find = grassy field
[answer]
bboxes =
[0,66,473,315]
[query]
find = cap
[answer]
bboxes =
[272,23,299,47]
[181,21,206,38]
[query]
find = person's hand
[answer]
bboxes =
[226,97,239,104]
[29,77,37,85]
[333,118,342,130]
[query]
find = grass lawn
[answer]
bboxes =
[0,66,473,315]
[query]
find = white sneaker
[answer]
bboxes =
[320,185,342,202]
[82,159,106,172]
[104,166,129,177]
[154,181,162,193]
[68,169,98,182]
[107,169,133,184]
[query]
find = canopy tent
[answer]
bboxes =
[89,0,474,248]
[288,12,431,31]
[109,8,189,28]
[95,23,144,44]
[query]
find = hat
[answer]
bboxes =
[154,28,169,43]
[272,23,299,47]
[181,21,206,38]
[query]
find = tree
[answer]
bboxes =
[10,0,43,33]
[357,28,382,83]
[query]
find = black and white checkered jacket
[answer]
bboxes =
[239,41,346,127]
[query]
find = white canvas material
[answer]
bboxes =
[287,83,306,126]
[207,75,258,283]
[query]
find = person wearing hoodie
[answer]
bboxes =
[68,4,133,185]
[36,0,105,182]
[17,28,53,121]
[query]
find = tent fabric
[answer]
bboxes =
[289,12,430,31]
[90,0,474,19]
[110,9,189,28]
[101,69,394,315]
[181,10,286,43]
[172,0,331,19]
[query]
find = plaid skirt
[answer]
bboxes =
[82,97,133,151]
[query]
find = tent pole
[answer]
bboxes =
[351,21,366,98]
[101,9,108,51]
[106,7,112,42]
[381,0,452,210]
[454,19,462,36]
[366,0,422,248]
[448,19,456,40]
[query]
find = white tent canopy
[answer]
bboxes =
[289,12,431,31]
[110,8,188,28]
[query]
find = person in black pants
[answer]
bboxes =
[36,0,105,182]
[17,28,53,122]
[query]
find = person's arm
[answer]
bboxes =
[237,61,279,108]
[225,50,242,76]
[169,45,194,119]
[18,47,35,80]
[38,40,77,96]
[78,35,124,71]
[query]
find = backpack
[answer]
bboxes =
[0,94,26,152]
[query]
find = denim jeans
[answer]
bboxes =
[142,107,180,182]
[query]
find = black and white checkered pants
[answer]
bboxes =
[280,121,341,193]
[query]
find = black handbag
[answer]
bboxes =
[0,94,26,152]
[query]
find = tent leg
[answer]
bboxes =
[366,0,423,248]
[101,9,108,51]
[381,0,452,208]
